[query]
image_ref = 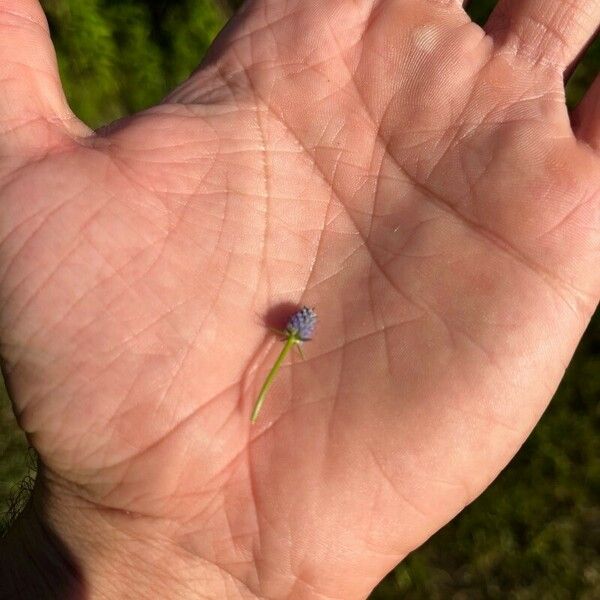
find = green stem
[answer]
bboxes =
[251,335,297,423]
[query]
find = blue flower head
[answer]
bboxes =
[286,306,317,341]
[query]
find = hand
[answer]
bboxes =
[1,0,598,598]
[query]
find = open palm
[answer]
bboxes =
[1,1,599,598]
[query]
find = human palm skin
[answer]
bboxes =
[1,0,599,598]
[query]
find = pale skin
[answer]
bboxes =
[0,0,599,598]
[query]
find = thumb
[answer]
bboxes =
[0,1,88,155]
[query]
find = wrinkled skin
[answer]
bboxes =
[1,0,599,598]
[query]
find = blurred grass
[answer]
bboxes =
[1,1,598,597]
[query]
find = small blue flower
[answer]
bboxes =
[251,305,318,423]
[285,306,317,341]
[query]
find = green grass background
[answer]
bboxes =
[1,1,598,597]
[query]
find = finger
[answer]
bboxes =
[0,1,85,153]
[572,73,600,151]
[485,0,600,71]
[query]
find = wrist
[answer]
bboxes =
[2,471,261,600]
[0,480,84,599]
